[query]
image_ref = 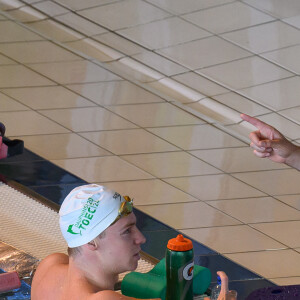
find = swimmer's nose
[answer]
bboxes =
[136,227,146,245]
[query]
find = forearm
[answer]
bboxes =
[90,290,161,300]
[285,145,300,171]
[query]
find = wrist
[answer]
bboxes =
[285,145,300,171]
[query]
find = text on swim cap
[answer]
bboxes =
[67,197,99,235]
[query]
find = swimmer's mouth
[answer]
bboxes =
[133,250,141,259]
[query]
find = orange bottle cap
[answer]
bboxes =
[167,234,193,251]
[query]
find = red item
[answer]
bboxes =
[0,137,8,159]
[167,234,193,251]
[0,271,21,293]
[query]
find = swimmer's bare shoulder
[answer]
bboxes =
[34,253,68,281]
[32,254,161,300]
[31,253,68,300]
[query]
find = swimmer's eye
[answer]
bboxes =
[122,227,132,235]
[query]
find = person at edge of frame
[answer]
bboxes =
[241,113,300,171]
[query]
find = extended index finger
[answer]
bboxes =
[240,113,269,131]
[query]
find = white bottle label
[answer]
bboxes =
[182,261,194,281]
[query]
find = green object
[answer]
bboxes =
[121,271,166,299]
[165,235,194,300]
[121,235,211,299]
[192,263,212,295]
[121,259,211,299]
[165,248,194,300]
[155,259,211,295]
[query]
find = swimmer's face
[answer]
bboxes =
[97,212,146,273]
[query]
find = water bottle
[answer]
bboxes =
[165,234,194,300]
[210,275,221,300]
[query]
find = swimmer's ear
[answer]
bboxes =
[85,239,98,251]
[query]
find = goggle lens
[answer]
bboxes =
[112,195,133,225]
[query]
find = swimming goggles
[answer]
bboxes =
[111,195,133,224]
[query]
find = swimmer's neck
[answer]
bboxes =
[69,256,118,292]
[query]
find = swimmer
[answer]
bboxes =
[31,184,160,300]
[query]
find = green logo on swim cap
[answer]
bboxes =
[67,224,82,235]
[67,197,100,236]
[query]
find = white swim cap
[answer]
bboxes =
[59,184,129,248]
